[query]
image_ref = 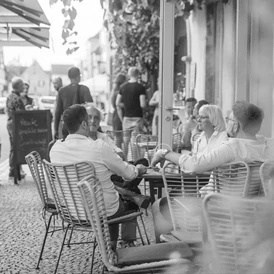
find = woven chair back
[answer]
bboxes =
[25,151,49,208]
[78,175,118,268]
[43,160,94,227]
[212,161,263,197]
[203,193,274,274]
[260,161,274,198]
[106,129,138,162]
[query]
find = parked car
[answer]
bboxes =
[38,96,56,114]
[0,97,7,114]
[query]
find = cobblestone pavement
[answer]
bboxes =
[0,162,157,274]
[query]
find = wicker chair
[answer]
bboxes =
[78,175,194,273]
[43,160,149,274]
[160,162,210,251]
[160,161,263,249]
[203,193,274,274]
[211,161,263,196]
[260,161,274,198]
[25,151,61,270]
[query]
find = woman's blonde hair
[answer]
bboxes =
[83,103,105,121]
[199,105,226,132]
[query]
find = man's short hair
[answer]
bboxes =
[11,77,24,90]
[63,104,88,134]
[128,67,139,78]
[68,67,81,79]
[53,77,62,85]
[196,100,209,111]
[186,97,197,104]
[232,101,264,135]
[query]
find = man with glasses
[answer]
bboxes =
[151,100,274,173]
[54,67,93,140]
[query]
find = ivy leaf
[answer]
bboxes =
[61,29,69,41]
[61,8,68,17]
[66,46,79,55]
[62,0,71,7]
[68,7,77,20]
[49,0,58,5]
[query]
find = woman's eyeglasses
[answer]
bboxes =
[197,115,209,120]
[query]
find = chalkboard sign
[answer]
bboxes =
[12,110,52,182]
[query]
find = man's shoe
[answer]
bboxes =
[130,194,151,209]
[119,240,135,248]
[115,186,151,209]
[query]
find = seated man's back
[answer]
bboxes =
[50,134,139,216]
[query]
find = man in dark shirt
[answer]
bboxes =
[54,67,93,140]
[6,77,25,180]
[116,67,146,161]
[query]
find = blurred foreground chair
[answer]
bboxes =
[159,161,263,250]
[78,175,194,274]
[43,160,149,274]
[203,193,274,274]
[25,151,62,270]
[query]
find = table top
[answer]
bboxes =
[141,168,162,179]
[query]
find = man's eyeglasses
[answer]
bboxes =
[225,116,238,123]
[197,115,209,120]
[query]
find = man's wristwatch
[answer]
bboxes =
[161,149,170,159]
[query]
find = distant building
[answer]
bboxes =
[20,60,50,96]
[79,29,110,112]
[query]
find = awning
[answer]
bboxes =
[0,0,50,48]
[0,0,50,26]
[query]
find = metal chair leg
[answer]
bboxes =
[36,213,54,269]
[90,238,98,274]
[67,227,74,248]
[136,221,145,245]
[139,214,150,245]
[54,225,70,274]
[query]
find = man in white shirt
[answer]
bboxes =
[50,104,147,247]
[152,101,274,172]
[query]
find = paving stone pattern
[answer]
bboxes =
[0,170,156,274]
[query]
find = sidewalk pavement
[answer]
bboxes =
[0,161,156,274]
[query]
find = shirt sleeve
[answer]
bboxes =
[102,134,123,154]
[178,143,235,173]
[101,141,138,180]
[82,85,93,102]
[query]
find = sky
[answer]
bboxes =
[3,0,104,71]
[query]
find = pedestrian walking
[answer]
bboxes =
[54,67,93,140]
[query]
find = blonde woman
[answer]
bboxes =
[192,104,228,156]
